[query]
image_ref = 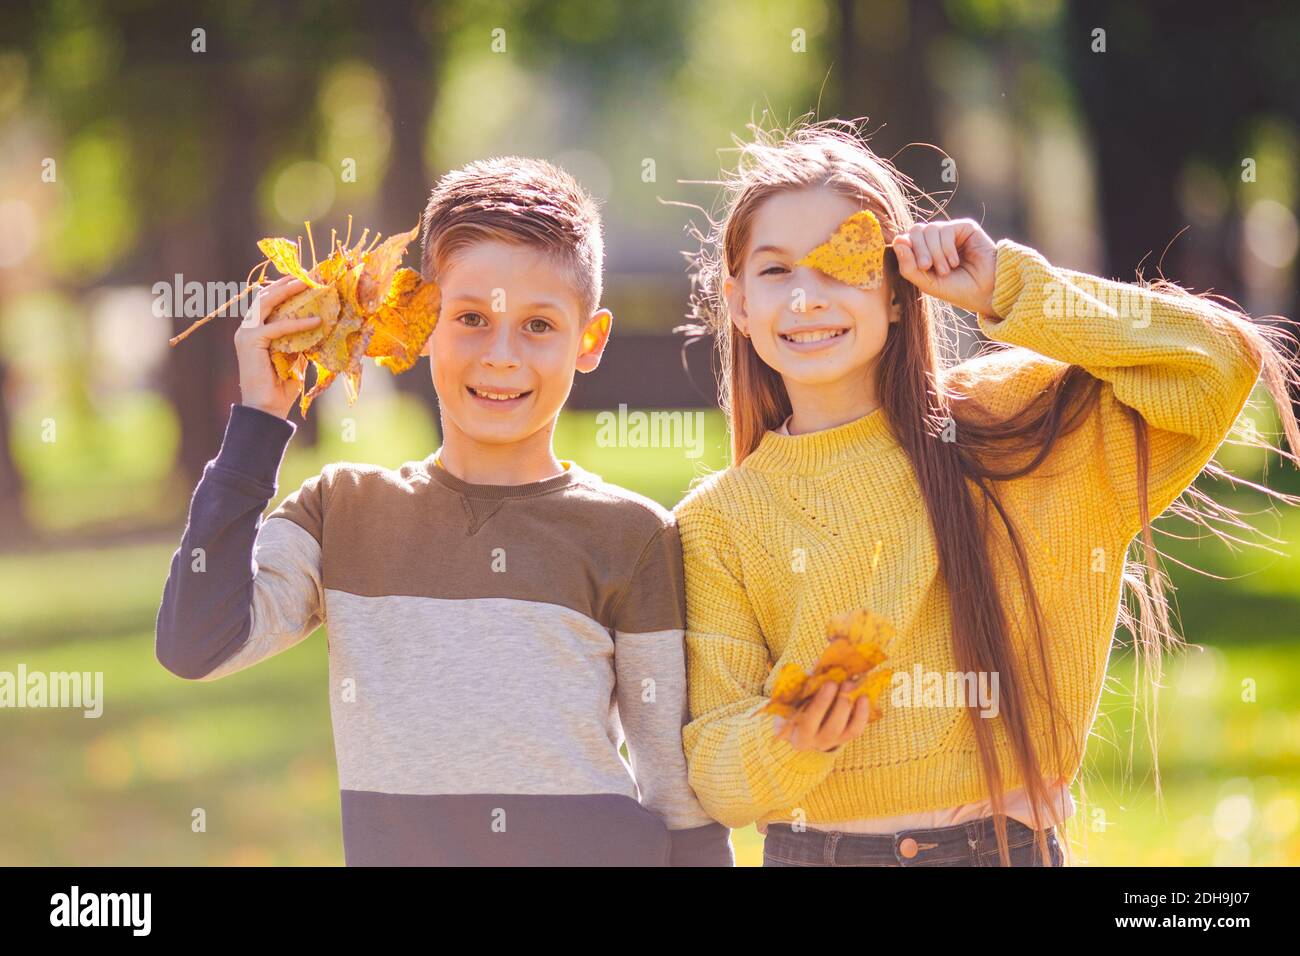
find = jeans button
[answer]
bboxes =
[898,837,919,859]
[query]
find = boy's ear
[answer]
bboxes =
[575,309,613,374]
[723,274,749,337]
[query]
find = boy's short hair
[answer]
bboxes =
[420,156,604,317]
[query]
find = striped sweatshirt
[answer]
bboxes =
[155,404,732,866]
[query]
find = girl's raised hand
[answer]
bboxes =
[892,219,999,318]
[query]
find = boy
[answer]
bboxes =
[155,157,732,866]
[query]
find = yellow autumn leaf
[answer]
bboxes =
[266,284,342,364]
[356,226,421,312]
[796,209,886,290]
[366,267,441,374]
[257,237,320,287]
[763,607,896,724]
[169,218,442,417]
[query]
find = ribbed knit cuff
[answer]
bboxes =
[987,238,1045,324]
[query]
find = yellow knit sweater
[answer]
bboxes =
[675,240,1263,830]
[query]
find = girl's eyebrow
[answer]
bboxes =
[751,244,790,256]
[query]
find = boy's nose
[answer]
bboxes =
[481,330,521,368]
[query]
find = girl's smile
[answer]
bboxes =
[777,325,851,351]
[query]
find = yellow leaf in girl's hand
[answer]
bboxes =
[845,667,894,722]
[827,609,894,662]
[796,209,886,290]
[760,662,810,716]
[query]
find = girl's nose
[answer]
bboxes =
[793,266,832,312]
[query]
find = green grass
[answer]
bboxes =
[2,396,1297,865]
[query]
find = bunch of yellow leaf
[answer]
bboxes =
[796,208,887,290]
[761,609,895,723]
[169,218,440,418]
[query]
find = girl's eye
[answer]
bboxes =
[458,312,486,327]
[525,318,552,333]
[759,264,789,277]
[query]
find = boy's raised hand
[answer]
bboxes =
[234,276,322,419]
[892,218,999,319]
[773,677,873,753]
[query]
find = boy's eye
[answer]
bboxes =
[525,318,552,333]
[759,264,789,276]
[458,312,487,327]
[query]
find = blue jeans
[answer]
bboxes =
[762,816,1064,867]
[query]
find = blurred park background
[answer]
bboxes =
[1,0,1298,866]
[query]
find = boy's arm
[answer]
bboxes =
[978,239,1264,536]
[612,521,734,867]
[155,403,326,681]
[675,500,839,830]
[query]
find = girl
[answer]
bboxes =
[674,120,1300,866]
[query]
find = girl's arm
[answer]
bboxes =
[896,223,1264,536]
[675,499,839,830]
[983,240,1261,534]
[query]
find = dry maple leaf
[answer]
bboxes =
[759,609,895,720]
[168,217,441,418]
[796,209,887,290]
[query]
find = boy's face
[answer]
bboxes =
[422,239,611,448]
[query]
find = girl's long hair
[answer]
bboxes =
[680,117,1300,865]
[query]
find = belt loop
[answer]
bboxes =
[965,821,981,863]
[823,831,838,866]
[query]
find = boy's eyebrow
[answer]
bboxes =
[441,294,569,314]
[751,244,790,256]
[519,299,566,313]
[441,293,491,307]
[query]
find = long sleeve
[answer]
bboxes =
[611,522,733,866]
[976,239,1264,537]
[155,404,326,681]
[676,500,839,830]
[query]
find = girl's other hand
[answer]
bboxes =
[892,219,999,319]
[773,678,873,753]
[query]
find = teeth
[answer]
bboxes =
[782,329,845,343]
[472,387,524,401]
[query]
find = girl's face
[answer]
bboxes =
[725,185,899,395]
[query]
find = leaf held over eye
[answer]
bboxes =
[796,209,887,290]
